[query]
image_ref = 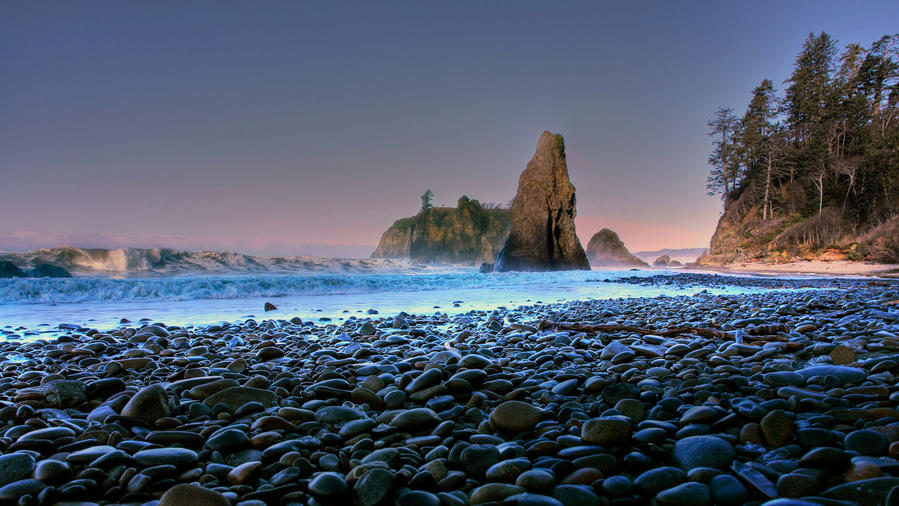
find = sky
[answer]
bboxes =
[3,1,898,258]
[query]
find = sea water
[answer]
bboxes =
[0,267,771,338]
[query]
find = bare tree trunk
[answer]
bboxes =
[813,171,825,216]
[763,157,772,221]
[721,131,729,196]
[842,173,854,213]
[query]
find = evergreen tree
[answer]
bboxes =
[784,32,837,215]
[420,189,434,214]
[706,31,899,252]
[706,107,740,198]
[740,79,785,220]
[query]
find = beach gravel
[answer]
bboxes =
[0,275,897,504]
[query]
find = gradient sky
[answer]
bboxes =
[3,1,898,257]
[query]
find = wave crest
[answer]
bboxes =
[0,246,419,275]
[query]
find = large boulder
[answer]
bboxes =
[653,255,671,267]
[586,229,649,268]
[493,132,590,272]
[0,261,25,278]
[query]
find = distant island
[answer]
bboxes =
[371,195,510,265]
[699,32,898,265]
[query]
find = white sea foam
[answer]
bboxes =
[0,246,427,276]
[0,270,630,304]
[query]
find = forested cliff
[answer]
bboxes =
[700,32,899,264]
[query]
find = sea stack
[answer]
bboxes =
[493,132,590,272]
[586,229,649,268]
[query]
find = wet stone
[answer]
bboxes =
[391,408,439,431]
[673,436,735,470]
[0,453,35,487]
[843,429,889,456]
[121,384,171,423]
[581,416,632,446]
[159,484,230,506]
[552,484,600,506]
[134,448,199,467]
[308,472,348,498]
[656,482,712,506]
[490,400,542,432]
[354,467,395,506]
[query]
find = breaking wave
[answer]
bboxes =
[0,270,618,304]
[0,246,423,276]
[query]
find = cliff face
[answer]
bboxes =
[699,188,899,264]
[371,196,511,265]
[585,229,649,268]
[493,132,590,272]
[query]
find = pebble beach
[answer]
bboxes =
[1,276,899,506]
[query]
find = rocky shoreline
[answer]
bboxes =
[592,272,896,290]
[1,282,899,505]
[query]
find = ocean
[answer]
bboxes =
[0,248,772,339]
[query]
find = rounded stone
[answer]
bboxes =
[133,448,199,467]
[255,346,284,360]
[405,368,443,393]
[395,490,440,506]
[844,430,889,456]
[581,416,632,446]
[469,483,526,504]
[459,354,491,369]
[308,472,348,498]
[40,380,87,408]
[490,401,542,432]
[614,399,645,422]
[460,444,501,479]
[829,345,855,365]
[486,458,532,482]
[0,479,44,502]
[672,436,735,471]
[844,460,883,482]
[760,410,794,447]
[552,484,601,506]
[159,484,230,506]
[206,428,250,453]
[776,473,821,498]
[708,474,747,506]
[634,467,686,496]
[515,469,556,494]
[121,384,171,423]
[32,459,71,484]
[799,447,850,468]
[602,475,633,497]
[0,453,35,487]
[679,406,719,425]
[227,461,261,484]
[315,405,364,424]
[354,468,395,506]
[796,365,865,386]
[390,408,439,431]
[656,482,711,506]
